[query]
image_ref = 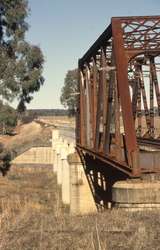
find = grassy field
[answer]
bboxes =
[0,165,160,250]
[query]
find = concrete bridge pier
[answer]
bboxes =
[53,137,63,174]
[56,143,64,185]
[112,174,160,210]
[61,143,75,206]
[68,143,75,154]
[61,147,70,205]
[57,143,68,186]
[52,129,60,173]
[68,152,97,215]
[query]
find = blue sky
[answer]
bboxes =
[25,0,160,109]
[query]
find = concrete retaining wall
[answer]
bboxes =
[12,147,53,165]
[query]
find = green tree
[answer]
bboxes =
[0,0,44,111]
[0,101,17,134]
[60,69,78,115]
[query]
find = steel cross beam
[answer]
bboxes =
[77,16,160,177]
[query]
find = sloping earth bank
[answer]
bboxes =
[0,121,52,158]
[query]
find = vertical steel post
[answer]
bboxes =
[112,18,140,176]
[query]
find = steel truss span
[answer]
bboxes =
[76,16,160,177]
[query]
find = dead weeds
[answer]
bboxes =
[0,165,159,250]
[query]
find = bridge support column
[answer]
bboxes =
[55,140,67,185]
[68,152,97,215]
[112,175,160,210]
[57,141,68,186]
[54,138,63,175]
[52,129,60,173]
[61,147,70,205]
[57,149,62,185]
[61,143,75,205]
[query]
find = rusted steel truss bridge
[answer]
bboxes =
[76,16,160,208]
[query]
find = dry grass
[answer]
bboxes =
[0,165,160,250]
